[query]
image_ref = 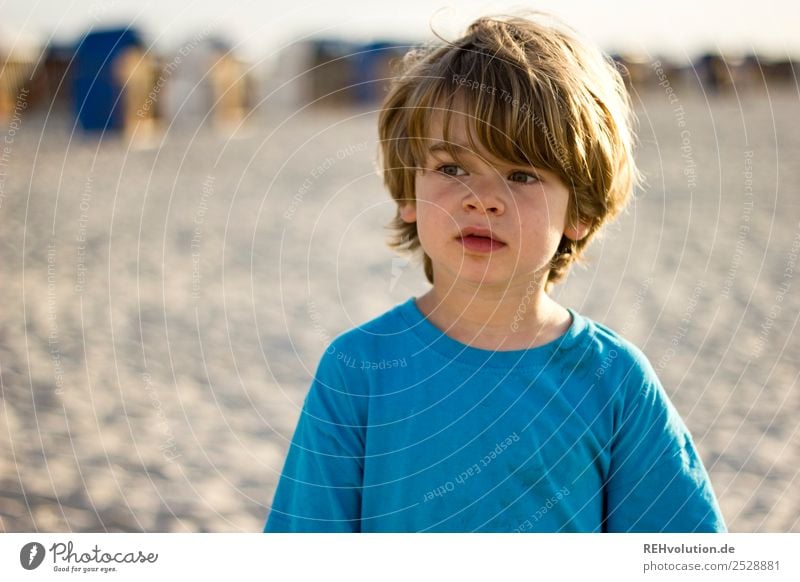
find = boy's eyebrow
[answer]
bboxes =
[426,140,473,155]
[425,140,544,173]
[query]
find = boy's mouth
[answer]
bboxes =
[457,226,507,253]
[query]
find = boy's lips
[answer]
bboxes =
[456,226,507,253]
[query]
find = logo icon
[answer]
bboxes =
[20,542,46,570]
[389,257,410,292]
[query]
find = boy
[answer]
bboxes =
[264,14,726,532]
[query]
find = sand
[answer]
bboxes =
[0,82,798,532]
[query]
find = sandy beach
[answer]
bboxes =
[0,81,798,532]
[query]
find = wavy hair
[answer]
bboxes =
[378,13,641,291]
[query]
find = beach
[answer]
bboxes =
[0,82,798,532]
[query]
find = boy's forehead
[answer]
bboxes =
[422,107,464,140]
[422,109,488,155]
[421,109,519,166]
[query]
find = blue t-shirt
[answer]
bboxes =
[264,298,726,532]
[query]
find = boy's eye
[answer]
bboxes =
[436,164,466,177]
[508,171,540,184]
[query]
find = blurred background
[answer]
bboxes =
[0,0,798,532]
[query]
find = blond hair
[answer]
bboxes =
[378,13,640,290]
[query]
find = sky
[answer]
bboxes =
[3,0,800,63]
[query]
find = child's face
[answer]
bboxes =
[400,109,588,290]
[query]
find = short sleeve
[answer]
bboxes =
[264,347,366,532]
[604,373,727,532]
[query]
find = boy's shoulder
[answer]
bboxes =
[326,299,656,379]
[580,312,653,361]
[314,299,664,409]
[327,299,414,345]
[576,311,661,386]
[320,299,415,367]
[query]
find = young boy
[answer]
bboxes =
[264,14,726,532]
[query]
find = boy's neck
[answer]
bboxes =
[414,276,572,351]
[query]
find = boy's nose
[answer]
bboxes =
[462,180,505,215]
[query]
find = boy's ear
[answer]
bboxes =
[564,219,591,241]
[398,201,416,223]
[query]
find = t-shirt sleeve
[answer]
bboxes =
[604,365,727,532]
[264,347,365,532]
